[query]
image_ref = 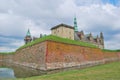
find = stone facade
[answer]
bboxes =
[50,23,104,49]
[51,24,74,40]
[75,31,104,49]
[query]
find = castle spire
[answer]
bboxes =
[100,32,104,39]
[24,29,32,44]
[74,16,78,32]
[26,29,31,36]
[100,32,104,48]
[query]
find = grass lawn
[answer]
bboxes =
[17,61,120,80]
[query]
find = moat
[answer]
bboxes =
[0,61,46,78]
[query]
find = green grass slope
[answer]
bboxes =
[17,62,120,80]
[17,35,98,51]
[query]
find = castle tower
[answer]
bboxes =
[74,17,78,32]
[100,32,104,48]
[80,30,84,40]
[89,32,93,42]
[24,29,32,44]
[96,35,99,43]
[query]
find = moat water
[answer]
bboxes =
[0,61,46,79]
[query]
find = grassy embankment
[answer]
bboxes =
[17,35,98,50]
[17,61,120,80]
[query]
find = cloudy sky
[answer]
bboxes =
[0,0,120,52]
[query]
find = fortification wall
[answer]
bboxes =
[0,54,14,66]
[0,54,3,66]
[14,41,47,70]
[0,40,120,71]
[46,41,120,70]
[0,54,3,61]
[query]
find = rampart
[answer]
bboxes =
[0,40,120,71]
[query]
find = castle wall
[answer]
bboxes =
[0,54,3,66]
[0,40,120,71]
[46,41,120,70]
[13,41,47,70]
[0,54,14,66]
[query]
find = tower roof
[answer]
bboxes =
[74,16,78,32]
[26,29,31,36]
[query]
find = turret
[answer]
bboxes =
[96,35,99,43]
[81,30,84,35]
[74,17,78,32]
[89,32,93,41]
[80,30,84,40]
[100,32,104,48]
[100,32,104,39]
[24,29,32,44]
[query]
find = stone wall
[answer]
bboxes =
[0,40,120,71]
[14,41,47,70]
[51,25,74,40]
[0,54,3,61]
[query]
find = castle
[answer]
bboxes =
[24,17,104,49]
[2,18,120,72]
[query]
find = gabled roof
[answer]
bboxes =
[51,23,74,30]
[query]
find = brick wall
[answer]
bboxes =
[46,41,120,70]
[0,40,120,71]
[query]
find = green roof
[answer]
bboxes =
[26,29,31,36]
[17,35,98,50]
[74,17,78,32]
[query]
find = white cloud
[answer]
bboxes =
[105,33,120,50]
[75,0,102,6]
[105,41,120,50]
[0,47,15,52]
[0,0,120,52]
[0,13,27,36]
[9,40,24,48]
[76,4,120,31]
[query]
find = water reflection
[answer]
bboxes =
[0,61,46,78]
[0,68,15,78]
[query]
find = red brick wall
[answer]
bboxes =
[46,41,120,70]
[117,52,120,58]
